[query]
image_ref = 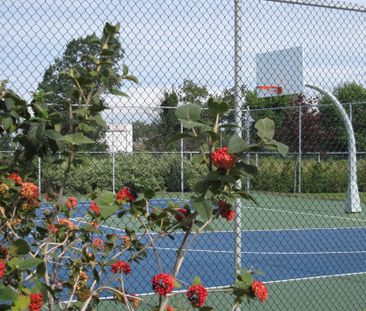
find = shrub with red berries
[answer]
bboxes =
[152,273,175,296]
[251,281,269,302]
[186,284,208,308]
[111,260,131,275]
[8,172,22,185]
[211,147,235,170]
[116,187,137,203]
[20,182,39,201]
[174,208,190,221]
[29,293,43,311]
[66,196,77,210]
[89,201,100,215]
[218,200,235,221]
[0,260,6,278]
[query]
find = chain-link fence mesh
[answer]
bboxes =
[1,0,366,310]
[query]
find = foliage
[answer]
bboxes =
[0,23,287,311]
[319,82,366,152]
[37,28,126,151]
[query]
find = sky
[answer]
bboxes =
[0,0,365,124]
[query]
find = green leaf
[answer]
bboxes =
[61,133,94,145]
[17,258,43,270]
[9,239,30,256]
[125,75,139,84]
[175,103,201,121]
[207,98,230,115]
[174,279,181,289]
[275,141,289,157]
[110,89,128,97]
[0,285,18,302]
[45,129,62,141]
[192,198,212,221]
[232,191,257,205]
[235,162,258,175]
[228,135,247,154]
[192,276,202,285]
[96,191,120,219]
[199,307,213,311]
[93,268,100,284]
[28,120,46,145]
[36,262,46,278]
[255,118,275,141]
[179,119,210,131]
[11,295,29,311]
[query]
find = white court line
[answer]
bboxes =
[265,271,366,284]
[153,247,366,255]
[71,218,366,235]
[244,205,366,222]
[89,271,366,300]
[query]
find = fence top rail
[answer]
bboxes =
[265,0,366,12]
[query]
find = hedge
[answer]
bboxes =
[39,153,365,195]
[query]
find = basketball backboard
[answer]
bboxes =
[256,46,304,98]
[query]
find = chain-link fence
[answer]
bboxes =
[1,0,366,310]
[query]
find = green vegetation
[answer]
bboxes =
[39,155,366,196]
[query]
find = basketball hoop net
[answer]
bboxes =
[256,85,283,95]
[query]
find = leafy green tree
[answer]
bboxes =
[38,31,125,151]
[319,82,366,151]
[133,80,209,151]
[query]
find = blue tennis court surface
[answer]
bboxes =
[114,227,366,294]
[39,200,366,296]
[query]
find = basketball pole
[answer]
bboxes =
[234,0,244,293]
[305,84,361,213]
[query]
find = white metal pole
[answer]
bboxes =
[305,84,361,212]
[112,126,116,194]
[180,122,184,195]
[298,105,302,193]
[234,0,244,282]
[38,157,41,198]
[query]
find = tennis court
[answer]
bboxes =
[55,193,366,310]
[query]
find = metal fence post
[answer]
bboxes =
[234,0,244,291]
[38,157,41,197]
[111,127,116,194]
[298,105,302,193]
[180,122,184,195]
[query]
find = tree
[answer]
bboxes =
[38,32,125,151]
[276,95,336,152]
[319,82,366,152]
[132,80,209,151]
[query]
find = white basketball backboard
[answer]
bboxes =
[256,46,304,98]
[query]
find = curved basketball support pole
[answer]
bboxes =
[305,84,361,213]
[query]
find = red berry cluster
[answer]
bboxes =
[251,281,269,302]
[152,273,175,296]
[0,260,6,278]
[186,284,208,308]
[92,238,105,250]
[29,293,43,311]
[218,200,235,221]
[174,208,189,221]
[165,305,175,311]
[47,224,58,234]
[66,197,77,210]
[20,182,39,201]
[111,260,131,275]
[89,201,100,215]
[211,147,235,170]
[8,172,23,185]
[116,187,137,203]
